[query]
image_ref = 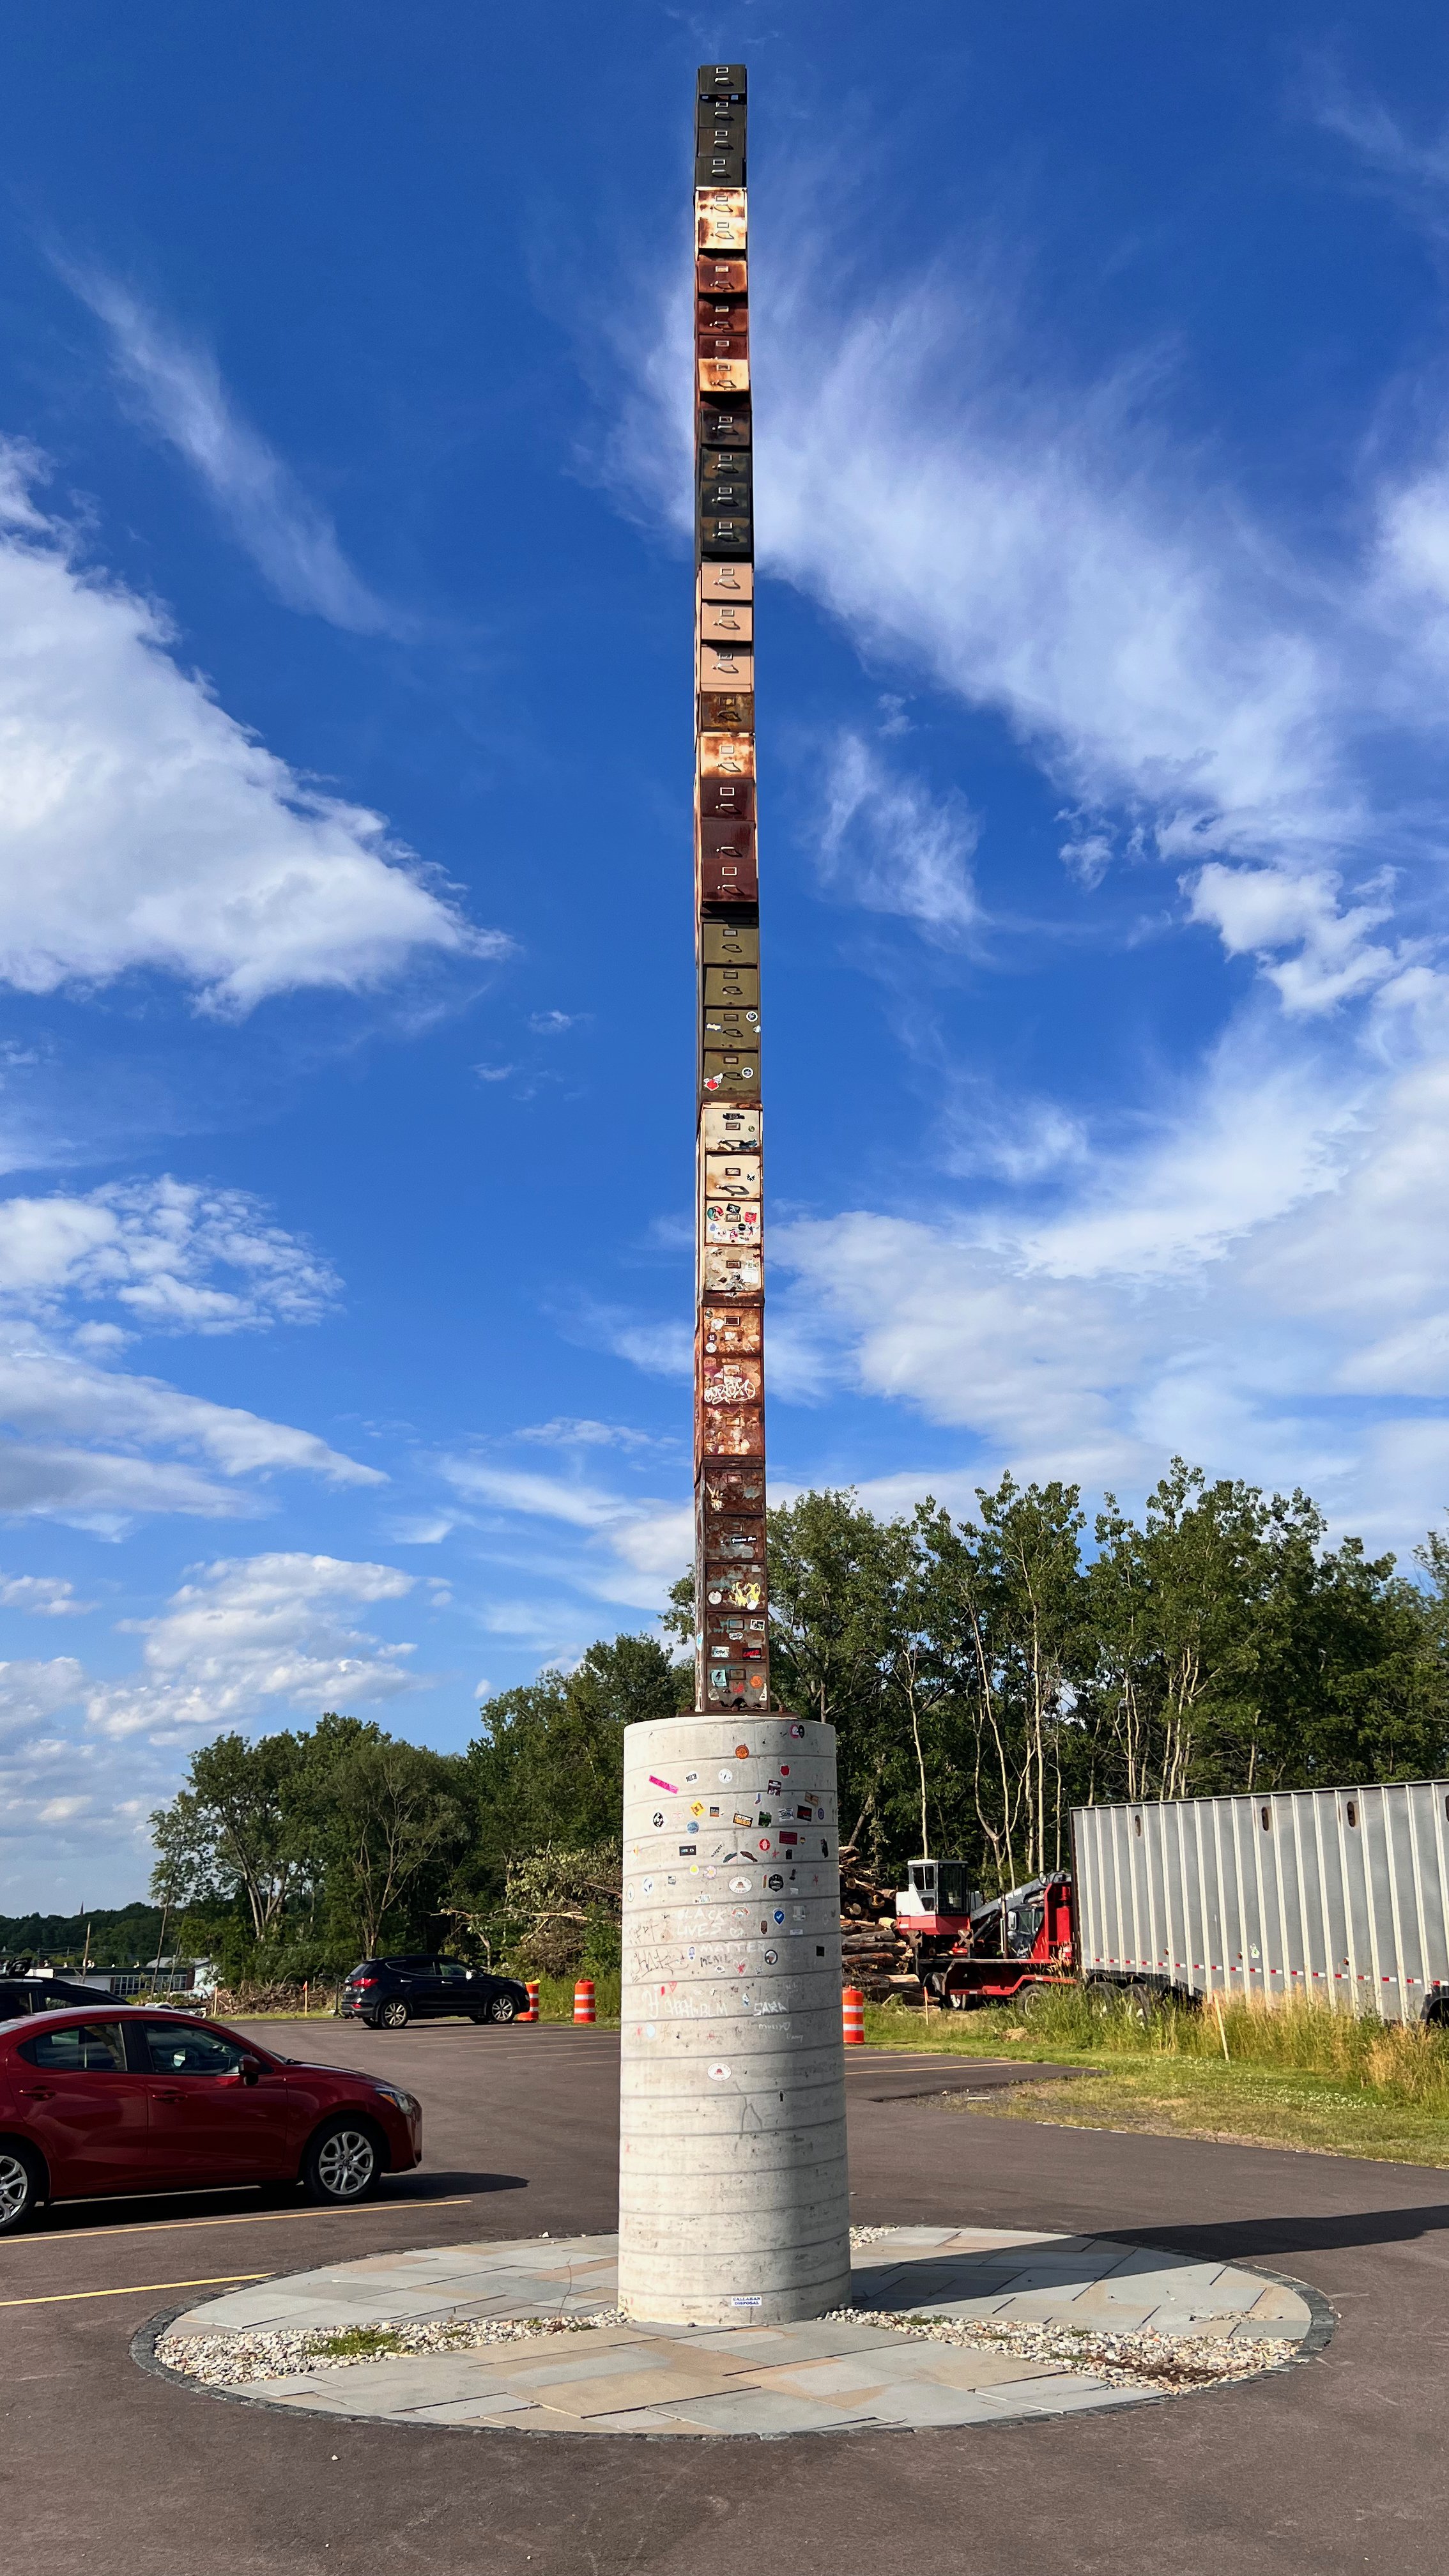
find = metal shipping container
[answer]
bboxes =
[1071,1779,1449,2021]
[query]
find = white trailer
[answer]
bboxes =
[1071,1779,1449,2024]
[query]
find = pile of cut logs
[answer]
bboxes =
[838,1846,920,2000]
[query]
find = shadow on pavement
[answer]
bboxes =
[1096,2202,1449,2262]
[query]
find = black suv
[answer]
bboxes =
[341,1956,528,2030]
[0,1973,113,2023]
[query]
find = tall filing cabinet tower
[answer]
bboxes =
[615,65,852,2331]
[693,61,768,1717]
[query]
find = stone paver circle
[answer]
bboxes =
[140,2227,1330,2439]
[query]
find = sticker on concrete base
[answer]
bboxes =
[708,2062,731,2080]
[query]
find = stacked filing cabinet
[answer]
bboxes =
[693,63,767,1717]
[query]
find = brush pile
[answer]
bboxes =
[838,1847,919,2000]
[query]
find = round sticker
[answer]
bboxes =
[763,1948,778,1965]
[789,1722,804,1738]
[781,1764,790,1775]
[644,2023,657,2039]
[758,1837,771,1853]
[719,1767,733,1782]
[708,2064,731,2081]
[735,1744,750,1757]
[652,1811,664,1827]
[641,1876,655,1894]
[729,1875,751,1891]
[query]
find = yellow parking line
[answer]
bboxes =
[0,2273,268,2308]
[6,2193,477,2250]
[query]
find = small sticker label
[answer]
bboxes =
[649,1775,679,1793]
[709,2063,732,2081]
[641,1876,654,1894]
[763,1948,778,1965]
[789,1722,804,1738]
[719,1767,733,1782]
[679,1844,698,1855]
[652,1811,664,1827]
[735,1744,750,1757]
[729,1875,751,1891]
[730,2294,762,2306]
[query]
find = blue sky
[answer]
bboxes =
[3,3,1449,1905]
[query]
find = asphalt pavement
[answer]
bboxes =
[1,2016,1446,2573]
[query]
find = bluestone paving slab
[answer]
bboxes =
[160,2224,1315,2438]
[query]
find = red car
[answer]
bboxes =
[0,2006,422,2234]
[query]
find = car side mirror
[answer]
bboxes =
[239,2053,263,2085]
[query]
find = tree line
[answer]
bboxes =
[144,1461,1449,1979]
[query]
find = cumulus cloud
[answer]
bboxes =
[0,1176,338,1332]
[86,1551,423,1738]
[0,1655,85,1738]
[65,268,390,632]
[0,444,498,1013]
[0,1571,89,1615]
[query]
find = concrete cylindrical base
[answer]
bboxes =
[617,1713,850,2327]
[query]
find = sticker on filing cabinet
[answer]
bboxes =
[699,1301,762,1353]
[702,1469,765,1512]
[705,1199,760,1246]
[707,1578,763,1611]
[702,1245,762,1293]
[702,1404,764,1456]
[698,600,753,645]
[703,1149,761,1197]
[698,562,753,602]
[696,195,747,252]
[702,1000,760,1042]
[698,643,755,692]
[701,1105,760,1152]
[698,732,755,778]
[701,1051,758,1094]
[702,1358,762,1407]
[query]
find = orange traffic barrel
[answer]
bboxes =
[520,1981,539,2023]
[842,1986,864,2045]
[574,1978,596,2025]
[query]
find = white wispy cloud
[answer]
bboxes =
[65,268,390,632]
[0,443,498,1014]
[815,731,980,938]
[0,1329,381,1529]
[87,1551,423,1739]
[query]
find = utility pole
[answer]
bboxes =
[692,59,768,1721]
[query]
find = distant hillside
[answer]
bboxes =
[0,1903,167,1966]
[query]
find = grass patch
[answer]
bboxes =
[533,1971,621,2025]
[861,1988,1449,2165]
[313,2326,410,2361]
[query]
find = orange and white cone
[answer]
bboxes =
[574,1978,596,2025]
[842,1986,864,2046]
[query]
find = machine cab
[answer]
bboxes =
[896,1859,975,1920]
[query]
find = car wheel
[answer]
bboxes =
[0,2142,43,2234]
[488,1995,518,2024]
[302,2117,383,2205]
[379,1998,410,2030]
